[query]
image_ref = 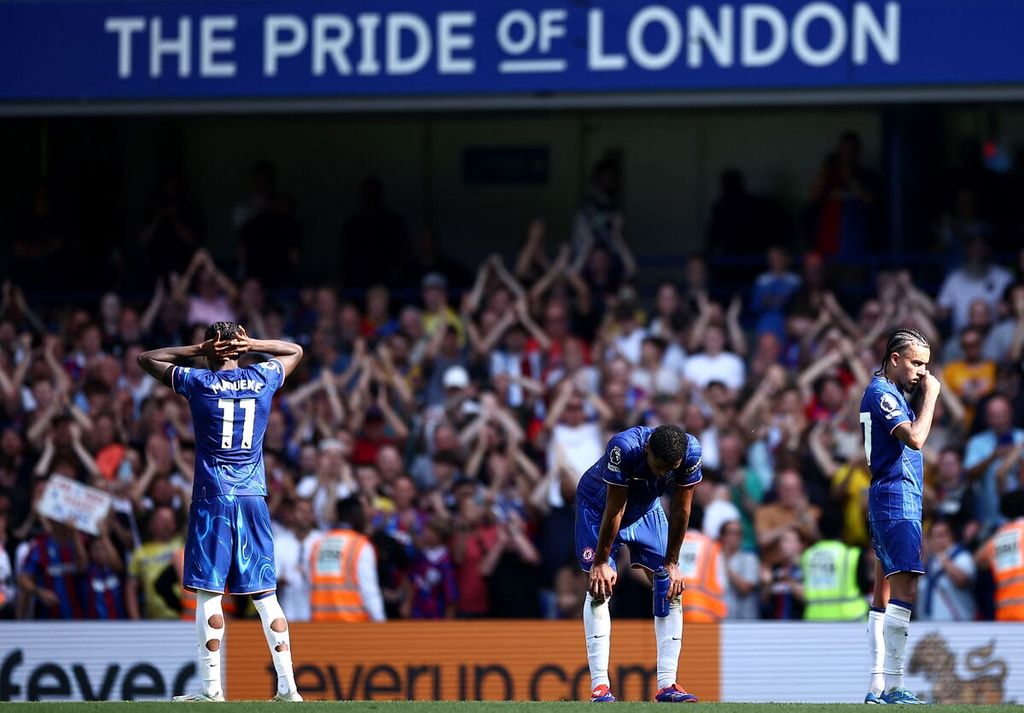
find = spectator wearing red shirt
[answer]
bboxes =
[451,496,499,618]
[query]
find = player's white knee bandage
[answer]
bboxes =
[253,592,296,694]
[194,590,225,695]
[195,590,225,647]
[253,592,289,651]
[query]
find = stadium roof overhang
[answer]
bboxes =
[4,86,1024,118]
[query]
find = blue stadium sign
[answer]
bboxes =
[1,0,1023,104]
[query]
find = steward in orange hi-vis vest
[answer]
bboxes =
[982,520,1024,620]
[309,528,373,622]
[978,491,1024,622]
[678,530,727,622]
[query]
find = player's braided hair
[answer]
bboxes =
[205,321,240,342]
[649,424,687,464]
[875,327,930,377]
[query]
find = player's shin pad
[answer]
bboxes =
[653,568,671,617]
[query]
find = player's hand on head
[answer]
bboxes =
[198,335,220,357]
[227,327,252,357]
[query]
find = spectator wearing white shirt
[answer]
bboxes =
[918,520,976,621]
[489,324,540,410]
[684,402,720,471]
[295,438,357,531]
[610,304,646,365]
[719,519,760,620]
[0,511,14,618]
[701,483,742,545]
[274,499,323,622]
[630,336,680,398]
[683,324,746,391]
[991,283,1024,363]
[937,237,1013,331]
[941,297,1018,364]
[544,382,609,482]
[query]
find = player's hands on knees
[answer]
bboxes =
[589,562,617,600]
[664,562,686,600]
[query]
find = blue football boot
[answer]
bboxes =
[655,684,698,703]
[881,688,927,705]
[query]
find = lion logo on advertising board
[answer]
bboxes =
[908,633,1008,704]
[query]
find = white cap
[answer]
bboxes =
[442,365,470,390]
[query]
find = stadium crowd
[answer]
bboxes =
[2,135,1024,624]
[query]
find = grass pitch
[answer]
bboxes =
[7,703,1021,712]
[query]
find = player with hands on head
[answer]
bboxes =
[575,424,703,703]
[859,328,939,705]
[137,321,303,703]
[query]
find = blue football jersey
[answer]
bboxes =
[172,359,285,499]
[575,426,703,526]
[859,376,923,522]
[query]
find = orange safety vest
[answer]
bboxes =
[679,530,727,622]
[989,519,1024,622]
[309,529,371,622]
[176,548,238,621]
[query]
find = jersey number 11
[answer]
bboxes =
[218,399,256,450]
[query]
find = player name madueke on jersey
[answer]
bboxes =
[172,359,284,500]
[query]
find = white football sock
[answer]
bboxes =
[883,601,912,692]
[584,592,611,689]
[867,608,885,695]
[253,592,297,695]
[195,590,225,697]
[655,596,683,690]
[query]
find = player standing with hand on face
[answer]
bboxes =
[860,328,939,705]
[138,322,303,702]
[575,424,702,703]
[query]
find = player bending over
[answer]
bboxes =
[575,424,702,703]
[138,322,303,702]
[859,328,939,705]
